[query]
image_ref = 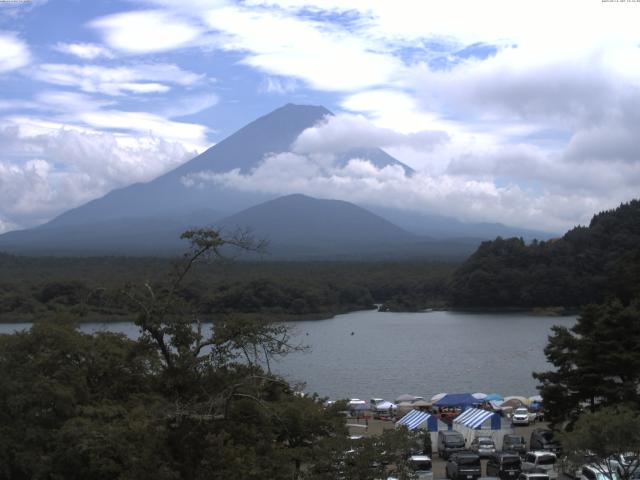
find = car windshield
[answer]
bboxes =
[447,436,465,447]
[507,436,524,444]
[457,456,481,467]
[480,440,494,446]
[516,408,528,414]
[540,432,554,441]
[410,459,432,471]
[537,455,556,465]
[503,458,522,468]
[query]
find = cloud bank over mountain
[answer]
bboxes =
[0,1,639,233]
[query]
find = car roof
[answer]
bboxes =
[452,451,479,458]
[528,451,557,458]
[494,452,521,459]
[410,455,432,461]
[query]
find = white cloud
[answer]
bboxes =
[204,6,403,91]
[261,76,299,95]
[0,32,30,73]
[34,63,204,96]
[53,42,114,59]
[0,121,197,231]
[292,113,448,154]
[181,150,636,232]
[91,10,204,54]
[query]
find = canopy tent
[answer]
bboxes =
[430,392,447,402]
[453,408,511,450]
[396,409,449,452]
[484,393,504,402]
[396,401,416,415]
[472,392,487,400]
[396,410,437,431]
[433,393,480,408]
[528,395,543,404]
[396,394,424,403]
[411,399,432,408]
[374,401,397,412]
[348,399,370,414]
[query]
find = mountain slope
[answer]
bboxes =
[39,103,413,230]
[215,194,478,260]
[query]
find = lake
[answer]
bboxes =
[0,309,575,402]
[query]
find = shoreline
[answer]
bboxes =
[0,304,579,325]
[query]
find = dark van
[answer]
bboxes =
[446,452,482,480]
[503,434,527,455]
[487,452,522,479]
[438,430,466,459]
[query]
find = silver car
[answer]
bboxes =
[470,436,497,458]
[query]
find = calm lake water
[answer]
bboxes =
[0,309,575,401]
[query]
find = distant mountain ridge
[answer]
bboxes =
[0,103,552,257]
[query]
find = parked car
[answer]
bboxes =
[530,429,561,453]
[512,407,533,426]
[408,455,433,480]
[518,473,550,480]
[580,464,621,480]
[438,430,466,459]
[608,453,639,478]
[503,434,527,455]
[446,452,482,480]
[522,451,559,480]
[469,436,496,457]
[487,452,522,479]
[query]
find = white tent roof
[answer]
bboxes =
[396,410,431,431]
[375,401,397,411]
[454,408,496,428]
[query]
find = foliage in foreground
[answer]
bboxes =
[0,229,423,479]
[534,298,640,427]
[559,406,640,480]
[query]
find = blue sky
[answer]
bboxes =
[1,0,640,233]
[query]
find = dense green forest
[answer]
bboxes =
[0,231,426,479]
[450,200,640,308]
[0,254,454,322]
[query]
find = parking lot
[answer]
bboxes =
[347,418,552,479]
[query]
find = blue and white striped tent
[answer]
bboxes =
[396,409,437,431]
[453,408,510,450]
[454,408,501,430]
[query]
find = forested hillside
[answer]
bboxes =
[450,200,640,308]
[0,255,454,321]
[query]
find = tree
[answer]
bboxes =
[559,406,640,480]
[533,298,640,426]
[0,229,348,479]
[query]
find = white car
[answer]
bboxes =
[512,407,533,426]
[522,451,559,480]
[409,455,433,480]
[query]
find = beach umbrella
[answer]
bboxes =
[411,399,432,408]
[501,398,525,409]
[472,392,487,400]
[484,393,504,402]
[504,395,528,404]
[395,394,419,403]
[396,401,415,412]
[430,392,447,402]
